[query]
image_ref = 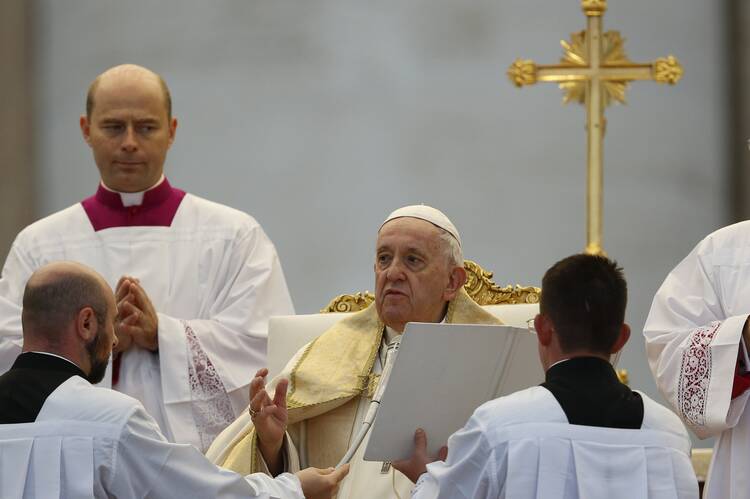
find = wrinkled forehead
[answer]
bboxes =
[92,75,168,118]
[376,217,444,251]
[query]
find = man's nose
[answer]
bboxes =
[386,260,406,281]
[112,331,119,348]
[121,126,138,152]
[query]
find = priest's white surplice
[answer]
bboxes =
[0,194,294,450]
[644,221,750,499]
[411,386,697,499]
[0,376,304,499]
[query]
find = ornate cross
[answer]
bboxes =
[507,0,683,255]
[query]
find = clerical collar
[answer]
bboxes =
[12,351,86,378]
[544,356,616,382]
[384,326,399,345]
[28,351,83,371]
[383,314,447,344]
[546,355,612,373]
[81,176,186,231]
[100,174,166,207]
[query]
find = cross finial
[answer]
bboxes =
[582,0,607,17]
[507,0,681,255]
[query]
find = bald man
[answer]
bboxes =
[0,64,294,451]
[0,262,347,499]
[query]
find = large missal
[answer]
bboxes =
[363,322,544,462]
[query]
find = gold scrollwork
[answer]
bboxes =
[463,260,540,305]
[581,0,607,16]
[320,291,374,313]
[321,260,540,312]
[507,59,537,87]
[653,55,683,85]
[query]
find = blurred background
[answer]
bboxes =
[4,0,750,448]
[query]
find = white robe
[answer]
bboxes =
[644,220,750,499]
[0,193,294,450]
[411,386,698,499]
[208,330,416,498]
[0,376,304,499]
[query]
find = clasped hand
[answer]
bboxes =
[114,276,159,353]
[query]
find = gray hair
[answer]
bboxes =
[437,228,463,268]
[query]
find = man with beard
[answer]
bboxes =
[0,262,348,499]
[0,261,116,422]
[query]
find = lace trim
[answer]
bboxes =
[184,321,236,452]
[677,321,721,426]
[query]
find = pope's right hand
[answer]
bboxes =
[295,465,349,499]
[249,368,288,474]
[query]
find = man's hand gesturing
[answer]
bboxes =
[249,368,289,476]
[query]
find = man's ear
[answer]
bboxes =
[167,117,178,147]
[80,115,92,146]
[443,266,467,301]
[76,307,98,342]
[534,314,554,346]
[609,323,631,354]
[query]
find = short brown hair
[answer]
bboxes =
[540,254,627,355]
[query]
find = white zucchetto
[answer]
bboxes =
[380,204,461,246]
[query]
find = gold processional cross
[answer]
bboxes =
[507,0,683,255]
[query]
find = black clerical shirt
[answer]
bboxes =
[0,352,87,424]
[541,356,644,429]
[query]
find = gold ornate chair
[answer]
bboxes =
[286,260,628,384]
[320,260,540,313]
[267,260,542,388]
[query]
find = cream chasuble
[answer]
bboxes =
[208,289,500,498]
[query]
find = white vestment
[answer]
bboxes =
[208,330,416,498]
[644,220,750,499]
[0,376,303,499]
[411,386,697,499]
[0,193,294,450]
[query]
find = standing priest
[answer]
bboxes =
[207,205,502,498]
[0,64,294,451]
[644,221,750,499]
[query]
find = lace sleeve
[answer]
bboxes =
[184,321,236,452]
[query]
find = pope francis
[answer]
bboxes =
[207,205,502,498]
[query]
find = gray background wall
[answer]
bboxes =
[24,0,727,445]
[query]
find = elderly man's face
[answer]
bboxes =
[80,72,176,192]
[375,217,462,332]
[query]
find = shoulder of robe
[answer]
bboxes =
[637,391,690,439]
[179,194,264,234]
[40,376,142,429]
[472,386,564,429]
[14,204,87,246]
[696,220,750,252]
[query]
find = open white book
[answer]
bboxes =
[363,322,544,462]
